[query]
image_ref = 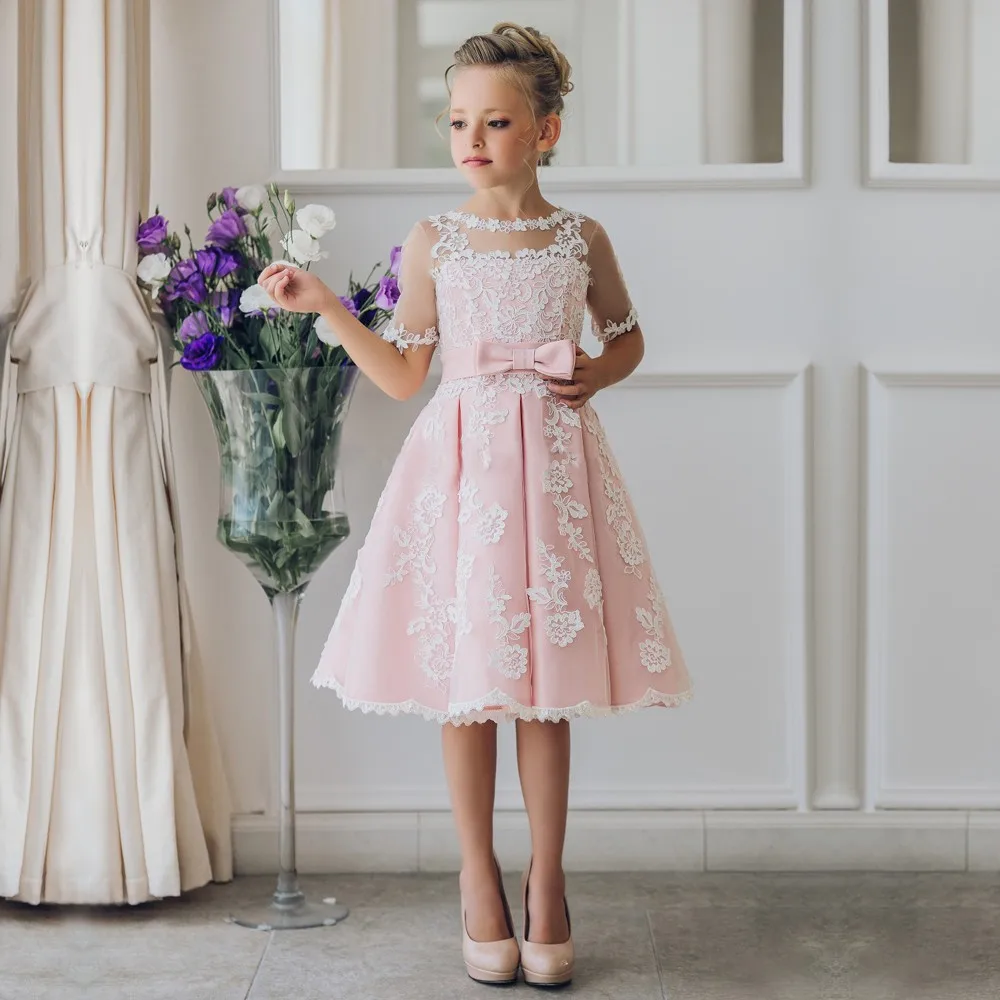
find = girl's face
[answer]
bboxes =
[448,66,559,188]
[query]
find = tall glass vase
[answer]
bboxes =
[194,364,359,930]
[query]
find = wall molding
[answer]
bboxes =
[860,367,1000,810]
[294,783,802,814]
[863,0,1000,188]
[620,371,807,389]
[609,367,813,811]
[231,809,1000,875]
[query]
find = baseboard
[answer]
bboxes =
[231,809,1000,875]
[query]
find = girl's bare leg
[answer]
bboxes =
[515,718,571,943]
[441,720,511,941]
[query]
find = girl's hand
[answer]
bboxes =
[258,262,334,315]
[544,347,607,409]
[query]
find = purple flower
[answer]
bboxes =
[206,209,247,247]
[211,289,241,327]
[389,244,403,276]
[178,311,211,342]
[180,332,225,371]
[195,246,240,281]
[352,288,377,329]
[163,258,207,305]
[375,275,400,311]
[220,187,240,211]
[339,295,359,317]
[137,215,169,254]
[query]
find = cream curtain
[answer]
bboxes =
[0,0,232,905]
[319,0,343,168]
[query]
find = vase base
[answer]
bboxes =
[227,894,349,931]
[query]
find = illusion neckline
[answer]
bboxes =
[450,207,568,232]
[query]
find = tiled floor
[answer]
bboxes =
[2,871,1000,999]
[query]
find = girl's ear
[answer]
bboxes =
[537,114,562,156]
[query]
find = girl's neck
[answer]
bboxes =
[460,182,556,223]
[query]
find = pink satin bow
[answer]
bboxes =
[441,339,576,382]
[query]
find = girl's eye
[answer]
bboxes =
[449,120,465,130]
[488,119,509,128]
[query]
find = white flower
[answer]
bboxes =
[236,185,267,212]
[295,204,337,238]
[136,252,171,291]
[239,283,279,314]
[281,229,328,264]
[314,313,340,347]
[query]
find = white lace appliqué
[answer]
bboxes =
[428,211,591,349]
[384,485,467,686]
[487,566,530,679]
[527,539,584,648]
[583,567,603,610]
[466,398,509,469]
[420,395,445,442]
[542,400,593,563]
[435,371,554,401]
[382,322,439,352]
[452,208,567,233]
[581,406,646,576]
[458,476,508,545]
[636,580,673,674]
[596,306,638,344]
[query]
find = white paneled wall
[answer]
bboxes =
[147,0,1000,873]
[594,372,810,808]
[863,371,1000,809]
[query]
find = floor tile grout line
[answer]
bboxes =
[646,909,668,999]
[244,930,275,999]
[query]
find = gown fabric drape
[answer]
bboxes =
[0,0,232,905]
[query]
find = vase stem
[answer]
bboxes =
[225,585,349,929]
[272,589,303,907]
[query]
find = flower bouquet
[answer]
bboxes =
[136,183,401,597]
[136,184,400,930]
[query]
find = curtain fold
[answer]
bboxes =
[0,0,232,905]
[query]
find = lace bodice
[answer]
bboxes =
[382,208,640,354]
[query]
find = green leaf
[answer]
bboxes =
[242,391,282,406]
[282,401,303,456]
[293,508,316,535]
[271,410,286,450]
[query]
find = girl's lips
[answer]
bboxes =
[463,157,492,166]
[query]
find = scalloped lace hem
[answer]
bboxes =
[309,675,693,725]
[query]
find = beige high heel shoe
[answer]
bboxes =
[461,854,521,985]
[520,858,574,987]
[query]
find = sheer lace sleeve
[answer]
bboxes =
[585,221,640,344]
[381,221,439,353]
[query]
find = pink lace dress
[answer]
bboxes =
[311,208,693,724]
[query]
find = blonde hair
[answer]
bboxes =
[446,22,573,166]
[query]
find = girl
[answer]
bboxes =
[259,22,693,988]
